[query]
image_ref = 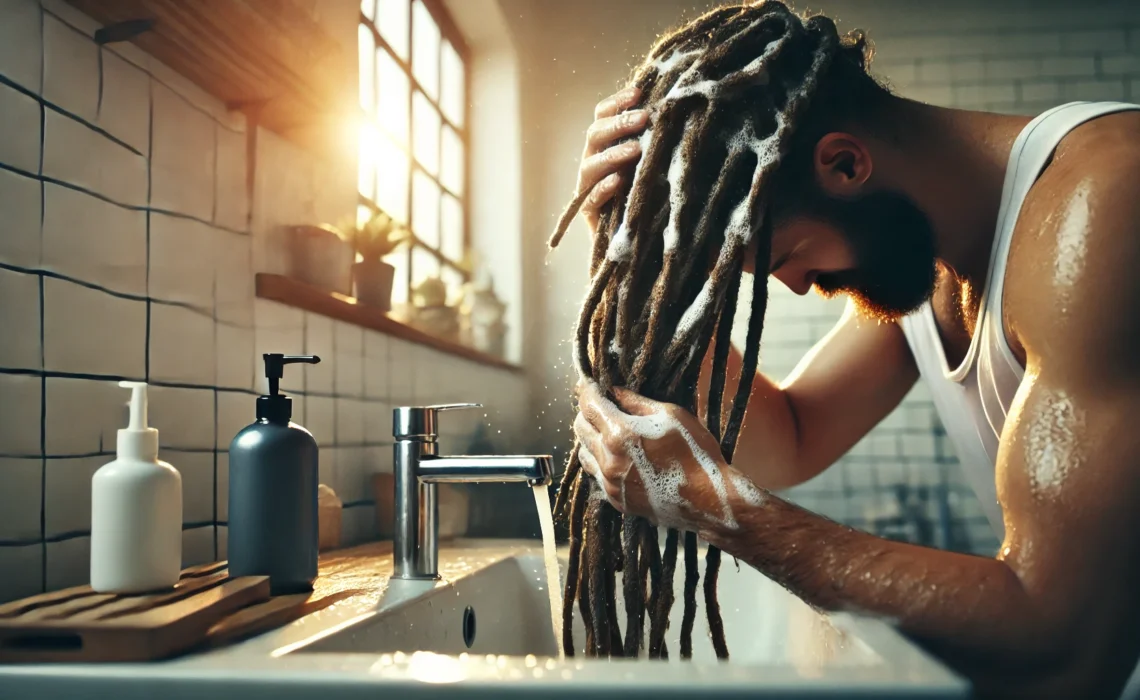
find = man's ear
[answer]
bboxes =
[814,132,873,198]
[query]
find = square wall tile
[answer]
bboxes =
[365,444,391,474]
[363,331,388,400]
[46,536,89,590]
[216,525,228,560]
[0,267,41,370]
[0,457,42,541]
[388,339,415,401]
[216,452,229,523]
[148,385,214,450]
[44,376,122,455]
[43,15,98,121]
[214,125,249,232]
[216,390,252,450]
[149,304,216,386]
[304,313,334,393]
[0,82,42,174]
[148,213,219,308]
[182,525,215,567]
[0,0,43,93]
[335,351,364,398]
[42,277,145,378]
[334,321,363,356]
[0,169,42,268]
[42,111,146,207]
[336,398,364,445]
[42,183,147,296]
[306,396,335,447]
[216,324,254,391]
[44,455,101,537]
[335,447,367,503]
[214,229,253,326]
[317,446,337,491]
[0,373,42,457]
[363,400,390,445]
[169,450,213,524]
[0,544,43,602]
[97,50,149,155]
[151,83,215,221]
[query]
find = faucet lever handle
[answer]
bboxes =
[393,403,483,440]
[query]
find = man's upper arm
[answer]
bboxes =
[997,166,1140,685]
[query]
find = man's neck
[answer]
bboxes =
[874,99,1033,290]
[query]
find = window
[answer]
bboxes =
[358,0,469,306]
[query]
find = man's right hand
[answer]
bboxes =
[576,86,649,237]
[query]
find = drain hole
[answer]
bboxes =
[462,606,476,648]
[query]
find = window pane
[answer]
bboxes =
[412,91,440,175]
[385,248,409,305]
[361,0,375,21]
[412,245,440,288]
[440,126,463,194]
[377,48,409,145]
[358,25,375,114]
[441,193,462,263]
[376,0,408,60]
[412,170,440,248]
[361,123,409,221]
[411,0,440,99]
[440,40,464,127]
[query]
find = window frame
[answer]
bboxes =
[358,0,472,305]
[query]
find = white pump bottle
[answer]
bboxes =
[90,381,183,593]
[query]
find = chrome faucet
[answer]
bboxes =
[392,404,553,580]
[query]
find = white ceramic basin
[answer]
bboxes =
[0,540,968,699]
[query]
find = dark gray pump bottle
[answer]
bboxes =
[228,353,321,594]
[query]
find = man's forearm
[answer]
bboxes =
[700,491,1072,694]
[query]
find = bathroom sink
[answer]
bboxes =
[0,540,968,699]
[299,554,559,656]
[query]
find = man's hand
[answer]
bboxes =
[572,381,767,534]
[575,87,649,237]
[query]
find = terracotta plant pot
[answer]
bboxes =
[288,225,354,295]
[353,259,396,311]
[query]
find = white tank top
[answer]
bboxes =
[898,101,1140,540]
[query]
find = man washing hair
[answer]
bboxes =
[562,1,1140,697]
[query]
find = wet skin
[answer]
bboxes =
[573,88,1140,699]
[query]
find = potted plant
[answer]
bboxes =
[345,211,410,311]
[287,224,354,295]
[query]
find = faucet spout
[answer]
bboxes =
[391,404,554,580]
[417,455,553,485]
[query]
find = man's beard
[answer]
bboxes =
[809,190,938,323]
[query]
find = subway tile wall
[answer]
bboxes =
[0,0,530,603]
[752,0,1140,556]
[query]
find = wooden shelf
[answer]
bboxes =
[256,273,522,373]
[66,0,352,142]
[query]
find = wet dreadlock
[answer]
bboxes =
[549,1,885,659]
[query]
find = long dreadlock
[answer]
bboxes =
[549,1,884,659]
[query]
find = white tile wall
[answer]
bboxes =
[149,303,217,386]
[182,526,215,567]
[45,535,88,590]
[0,374,42,457]
[0,82,41,173]
[42,110,147,205]
[0,0,42,93]
[43,455,100,536]
[214,125,248,232]
[148,213,219,308]
[0,545,42,601]
[41,14,97,121]
[0,458,42,541]
[42,277,146,377]
[41,184,147,295]
[0,168,43,268]
[304,313,335,393]
[150,82,215,220]
[149,386,214,450]
[97,50,149,155]
[174,451,214,524]
[0,267,41,370]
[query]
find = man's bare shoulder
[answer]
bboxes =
[1005,110,1140,375]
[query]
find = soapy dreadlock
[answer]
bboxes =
[550,1,884,659]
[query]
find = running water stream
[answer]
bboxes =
[532,485,564,657]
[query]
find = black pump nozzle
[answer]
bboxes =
[258,354,320,423]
